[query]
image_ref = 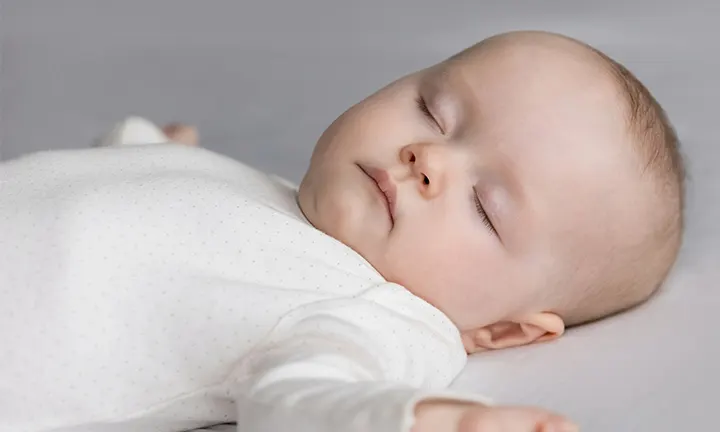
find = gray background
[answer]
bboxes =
[2,1,719,431]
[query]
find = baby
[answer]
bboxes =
[0,31,684,432]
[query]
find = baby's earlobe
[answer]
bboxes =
[461,313,565,354]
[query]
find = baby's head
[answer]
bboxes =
[298,31,684,352]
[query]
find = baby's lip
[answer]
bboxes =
[357,163,397,226]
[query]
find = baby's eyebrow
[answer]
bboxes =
[422,67,455,95]
[433,67,453,86]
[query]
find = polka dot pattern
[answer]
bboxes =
[0,145,465,431]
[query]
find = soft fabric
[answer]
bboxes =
[0,143,489,432]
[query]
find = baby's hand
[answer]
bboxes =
[162,123,199,147]
[413,400,578,432]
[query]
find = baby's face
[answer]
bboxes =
[299,34,646,331]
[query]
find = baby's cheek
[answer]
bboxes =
[384,230,472,296]
[429,235,501,298]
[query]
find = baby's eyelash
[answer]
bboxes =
[473,190,497,235]
[416,95,446,135]
[416,96,433,120]
[415,95,445,135]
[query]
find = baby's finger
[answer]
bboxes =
[460,406,578,432]
[538,415,579,432]
[163,124,199,146]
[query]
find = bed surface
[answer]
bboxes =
[2,1,718,431]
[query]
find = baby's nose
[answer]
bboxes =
[399,143,447,199]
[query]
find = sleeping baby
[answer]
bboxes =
[0,30,684,432]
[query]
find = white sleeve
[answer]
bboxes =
[229,284,493,432]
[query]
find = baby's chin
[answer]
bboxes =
[296,181,317,225]
[298,184,352,244]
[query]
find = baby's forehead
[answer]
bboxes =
[439,37,615,99]
[449,31,609,72]
[425,44,629,162]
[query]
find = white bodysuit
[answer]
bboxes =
[0,136,488,431]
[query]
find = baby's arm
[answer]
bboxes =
[231,284,576,432]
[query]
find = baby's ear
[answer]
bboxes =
[461,312,565,354]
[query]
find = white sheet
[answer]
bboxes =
[3,1,718,430]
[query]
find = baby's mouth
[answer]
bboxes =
[357,163,396,226]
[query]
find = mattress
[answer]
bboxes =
[2,1,718,431]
